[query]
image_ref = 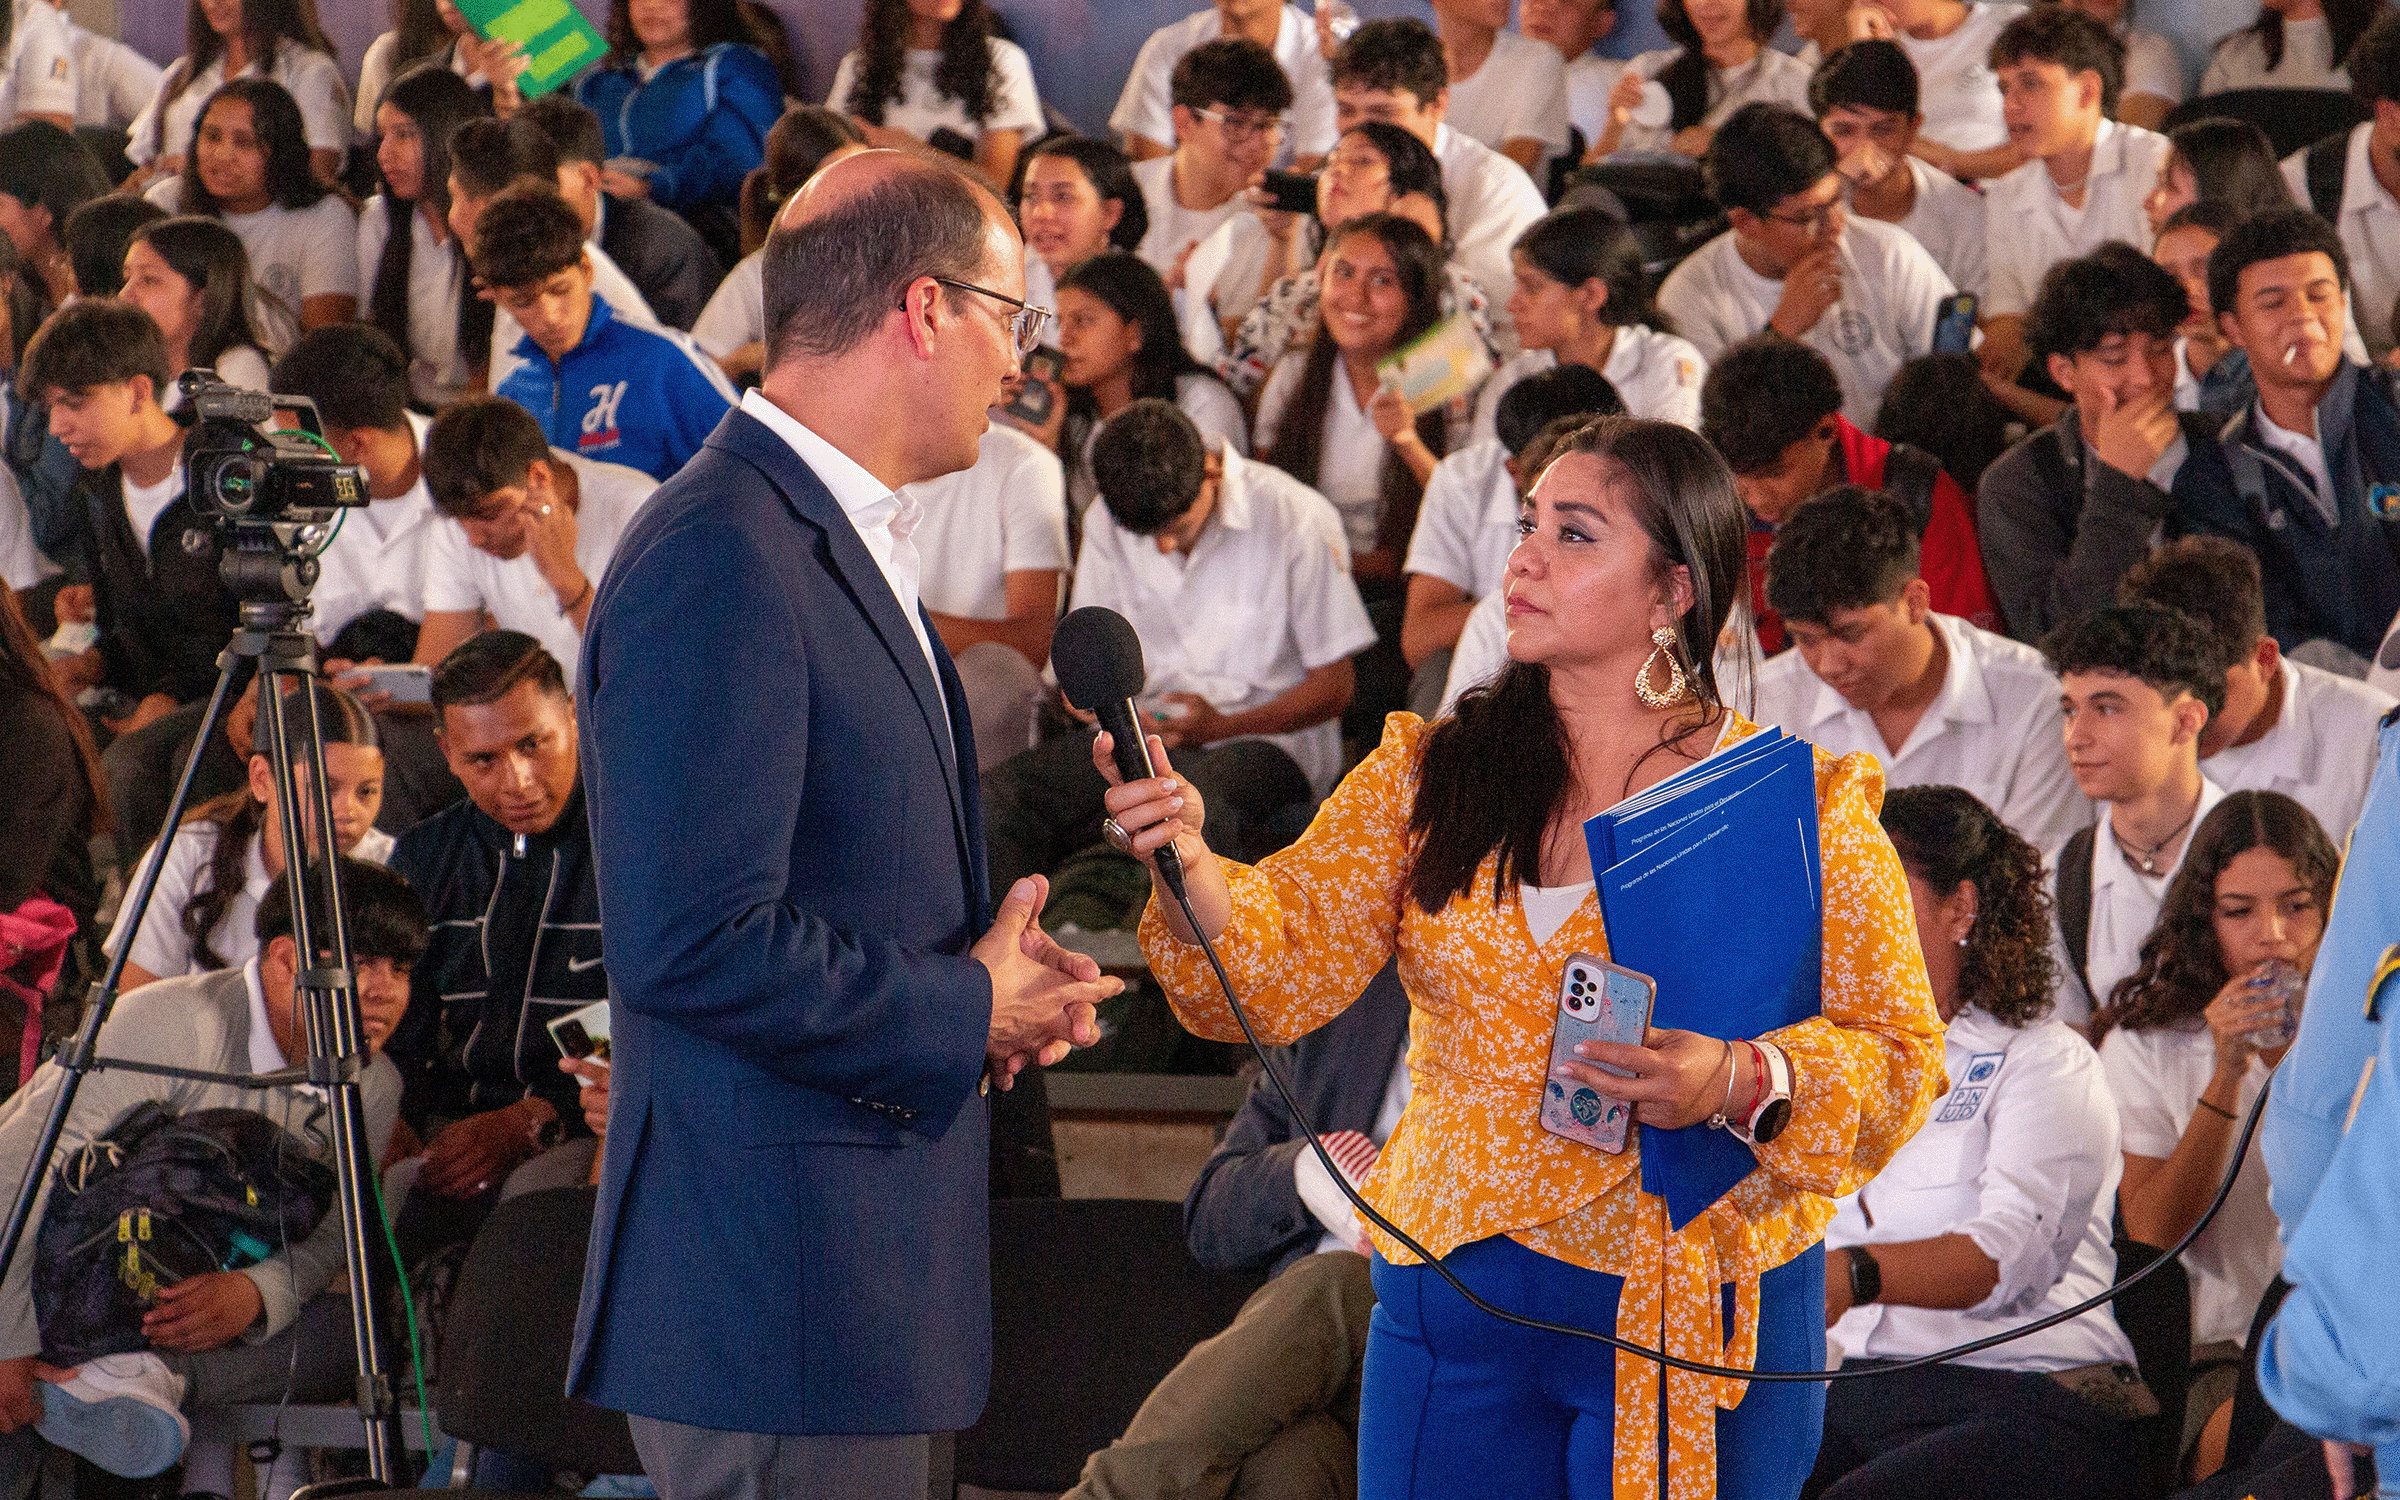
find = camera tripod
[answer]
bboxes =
[0,528,409,1483]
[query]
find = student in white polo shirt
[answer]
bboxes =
[411,396,656,692]
[1405,367,1624,715]
[1112,0,1337,166]
[1754,487,2090,853]
[2280,12,2400,364]
[907,424,1072,771]
[1430,0,1571,173]
[1329,19,1549,354]
[2119,537,2396,844]
[1518,0,1623,153]
[1810,39,1990,300]
[1978,7,2172,398]
[2043,602,2229,1028]
[1469,205,1707,445]
[980,400,1375,898]
[1131,38,1290,305]
[1815,784,2139,1500]
[1659,103,1956,429]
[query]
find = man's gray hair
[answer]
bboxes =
[762,163,995,364]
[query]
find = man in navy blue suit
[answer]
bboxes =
[569,150,1120,1498]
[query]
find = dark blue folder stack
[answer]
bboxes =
[1583,730,1824,1231]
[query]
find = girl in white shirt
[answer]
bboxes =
[2141,116,2295,239]
[2200,0,2375,93]
[1473,205,1707,442]
[355,0,525,133]
[108,684,392,991]
[833,0,1045,189]
[128,0,350,187]
[1017,134,1149,316]
[358,65,487,409]
[1817,786,2140,1498]
[152,78,360,337]
[120,216,274,394]
[1256,213,1460,585]
[2096,793,2338,1413]
[1003,250,1246,519]
[1590,0,1813,160]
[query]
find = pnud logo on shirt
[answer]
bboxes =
[1934,1051,2005,1122]
[578,380,628,454]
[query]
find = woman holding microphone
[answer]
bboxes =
[1096,416,1945,1498]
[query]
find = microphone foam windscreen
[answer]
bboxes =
[1051,606,1147,711]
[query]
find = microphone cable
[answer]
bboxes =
[1161,877,2271,1383]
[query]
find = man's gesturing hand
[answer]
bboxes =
[975,875,1120,1088]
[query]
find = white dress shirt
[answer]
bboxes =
[1466,327,1709,446]
[1109,5,1337,161]
[1659,217,1956,427]
[309,410,440,646]
[2201,16,2346,94]
[1067,443,1375,794]
[126,37,348,165]
[1404,438,1518,601]
[1894,155,1989,302]
[2203,657,2396,845]
[2100,1025,2282,1348]
[2281,123,2400,362]
[1750,612,2093,854]
[356,198,474,409]
[1827,1005,2136,1370]
[1253,353,1401,558]
[1445,28,1572,157]
[906,424,1070,623]
[737,389,950,735]
[1983,119,2174,319]
[2053,777,2229,1025]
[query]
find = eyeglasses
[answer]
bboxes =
[924,276,1053,359]
[1764,200,1841,233]
[1193,105,1289,143]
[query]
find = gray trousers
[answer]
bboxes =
[626,1414,934,1500]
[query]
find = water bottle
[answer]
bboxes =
[2242,958,2304,1050]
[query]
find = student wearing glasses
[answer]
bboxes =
[1133,36,1292,313]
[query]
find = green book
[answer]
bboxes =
[451,0,609,98]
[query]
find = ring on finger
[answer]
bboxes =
[1102,816,1137,856]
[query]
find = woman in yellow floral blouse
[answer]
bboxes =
[1097,417,1946,1498]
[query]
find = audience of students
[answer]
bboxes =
[832,0,1047,188]
[1112,0,1338,166]
[1661,103,1956,429]
[62,195,165,302]
[357,62,486,409]
[1597,0,1813,161]
[146,78,359,338]
[1130,35,1291,331]
[1814,784,2138,1500]
[354,0,515,136]
[518,91,722,334]
[1754,487,2088,852]
[0,119,111,317]
[1878,0,2023,179]
[2283,10,2400,362]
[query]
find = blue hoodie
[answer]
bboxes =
[496,295,734,481]
[574,43,782,213]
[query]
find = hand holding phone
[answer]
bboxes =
[1000,346,1065,427]
[1541,955,1655,1153]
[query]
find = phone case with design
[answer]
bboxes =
[1541,954,1654,1154]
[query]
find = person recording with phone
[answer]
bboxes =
[1097,415,1945,1498]
[1810,786,2140,1500]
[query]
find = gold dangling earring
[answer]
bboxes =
[1635,625,1688,709]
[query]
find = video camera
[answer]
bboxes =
[177,372,367,526]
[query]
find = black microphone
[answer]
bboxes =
[1051,606,1187,899]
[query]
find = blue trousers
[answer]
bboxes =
[1360,1234,1827,1499]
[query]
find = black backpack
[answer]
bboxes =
[34,1102,335,1367]
[2301,131,2348,218]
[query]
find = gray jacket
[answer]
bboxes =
[0,966,399,1360]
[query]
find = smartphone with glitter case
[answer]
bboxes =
[1541,954,1654,1153]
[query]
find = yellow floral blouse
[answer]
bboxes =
[1139,712,1945,1498]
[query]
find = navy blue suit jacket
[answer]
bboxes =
[1182,965,1410,1277]
[568,406,996,1435]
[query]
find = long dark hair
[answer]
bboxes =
[1408,418,1750,913]
[0,582,105,839]
[1057,251,1218,416]
[369,64,487,373]
[1264,213,1447,560]
[2230,0,2377,71]
[738,105,864,255]
[845,0,1000,128]
[1514,205,1672,334]
[1881,786,2057,1026]
[2096,791,2340,1042]
[180,78,329,215]
[130,216,267,370]
[1655,0,1786,131]
[386,0,456,79]
[152,0,337,160]
[2165,117,2295,221]
[605,0,760,62]
[181,683,378,972]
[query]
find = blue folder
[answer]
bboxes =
[1585,731,1824,1230]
